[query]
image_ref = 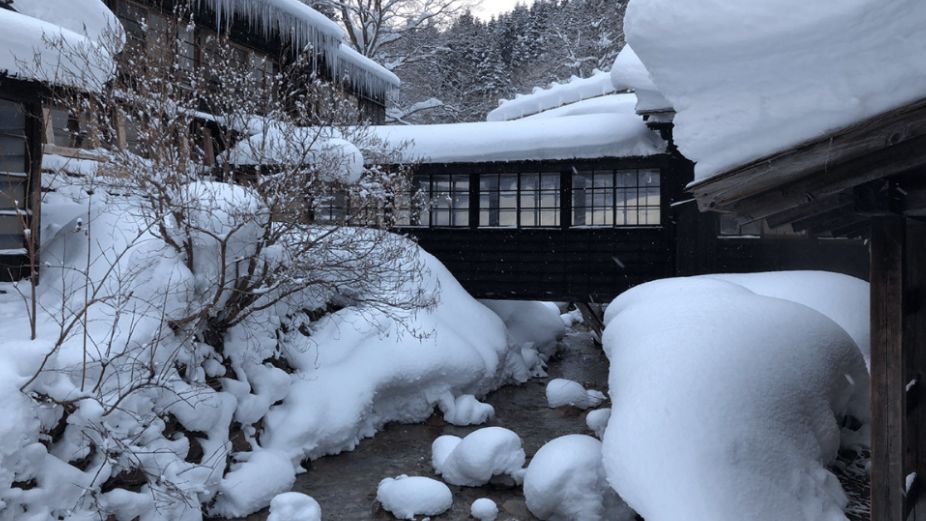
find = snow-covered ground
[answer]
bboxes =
[600,273,870,521]
[0,179,566,520]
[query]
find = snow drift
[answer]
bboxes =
[601,275,870,521]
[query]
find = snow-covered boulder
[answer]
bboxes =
[546,378,606,409]
[431,427,526,487]
[601,275,870,521]
[586,408,611,439]
[524,435,634,521]
[471,498,499,521]
[268,493,321,521]
[438,393,495,426]
[376,475,452,520]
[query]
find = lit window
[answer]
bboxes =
[430,174,469,227]
[479,173,517,228]
[573,169,661,227]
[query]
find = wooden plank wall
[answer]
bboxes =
[408,227,673,302]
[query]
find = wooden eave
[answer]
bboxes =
[688,96,926,225]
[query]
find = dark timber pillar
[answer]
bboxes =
[870,216,925,521]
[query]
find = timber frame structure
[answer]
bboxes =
[689,97,926,521]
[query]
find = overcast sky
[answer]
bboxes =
[473,0,533,20]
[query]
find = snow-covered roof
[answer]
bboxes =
[196,0,398,100]
[624,0,926,182]
[337,43,401,99]
[521,93,638,121]
[370,108,666,164]
[0,0,121,91]
[487,69,616,122]
[610,46,672,115]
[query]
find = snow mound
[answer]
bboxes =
[211,450,297,517]
[431,427,526,487]
[624,0,926,180]
[377,475,453,520]
[481,300,565,380]
[268,493,321,521]
[698,271,870,366]
[438,393,495,426]
[601,276,870,521]
[471,498,499,521]
[586,408,611,439]
[524,435,634,521]
[546,378,606,409]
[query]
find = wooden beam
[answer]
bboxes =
[725,133,926,222]
[870,216,907,521]
[764,192,853,229]
[690,96,926,213]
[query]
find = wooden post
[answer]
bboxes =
[870,216,906,521]
[906,217,926,521]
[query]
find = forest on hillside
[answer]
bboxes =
[311,0,628,123]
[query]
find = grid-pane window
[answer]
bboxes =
[520,172,560,227]
[394,176,429,227]
[573,171,614,226]
[313,193,348,224]
[573,169,660,227]
[479,173,517,228]
[0,98,26,250]
[430,174,469,227]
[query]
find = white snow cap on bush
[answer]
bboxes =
[471,498,499,521]
[524,435,635,521]
[546,378,606,409]
[376,475,453,520]
[601,275,870,521]
[438,393,495,426]
[431,427,526,486]
[624,0,926,180]
[211,450,296,517]
[268,493,321,521]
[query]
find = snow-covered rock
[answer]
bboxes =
[431,427,526,487]
[546,378,606,409]
[438,393,495,426]
[268,493,322,521]
[471,498,499,521]
[586,408,611,439]
[623,0,926,180]
[524,435,634,521]
[601,275,870,521]
[376,475,453,520]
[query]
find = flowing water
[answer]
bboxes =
[240,328,609,520]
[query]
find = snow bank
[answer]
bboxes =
[698,271,870,365]
[212,450,296,517]
[546,378,606,409]
[431,427,526,487]
[601,275,870,521]
[524,435,634,521]
[471,498,499,521]
[268,493,321,521]
[370,111,665,164]
[610,46,672,114]
[488,69,617,122]
[257,252,549,463]
[377,475,453,520]
[623,0,926,180]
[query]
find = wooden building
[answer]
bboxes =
[688,98,926,521]
[0,0,398,281]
